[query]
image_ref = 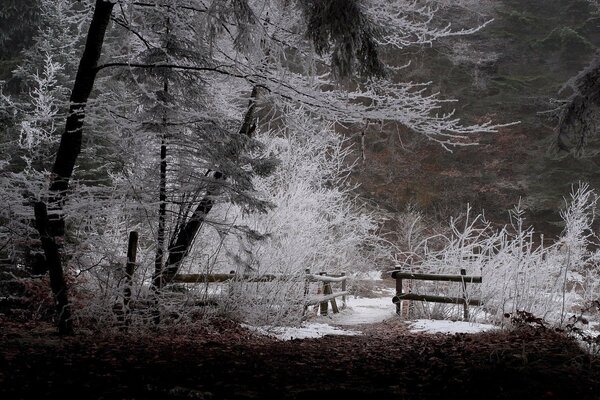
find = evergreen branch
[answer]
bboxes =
[131,1,208,14]
[111,16,153,50]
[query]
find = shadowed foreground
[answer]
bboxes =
[1,319,598,400]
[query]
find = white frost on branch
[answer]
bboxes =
[19,54,63,151]
[367,0,493,49]
[397,183,600,325]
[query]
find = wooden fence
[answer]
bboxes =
[391,269,482,320]
[116,232,349,322]
[173,268,348,316]
[303,270,348,315]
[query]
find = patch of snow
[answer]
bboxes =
[409,319,498,334]
[329,294,397,325]
[245,323,360,341]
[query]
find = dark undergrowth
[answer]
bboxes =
[0,317,599,400]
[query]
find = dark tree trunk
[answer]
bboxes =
[153,134,168,289]
[33,202,73,335]
[47,0,115,235]
[34,0,114,334]
[164,174,223,278]
[163,88,259,282]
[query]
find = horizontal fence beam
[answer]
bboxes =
[305,291,350,306]
[307,274,347,283]
[173,273,349,284]
[172,273,279,283]
[391,271,482,283]
[125,299,219,309]
[392,293,482,306]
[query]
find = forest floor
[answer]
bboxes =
[1,316,599,400]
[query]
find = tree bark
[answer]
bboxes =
[153,134,168,289]
[33,202,73,335]
[33,0,114,334]
[47,0,115,235]
[164,179,222,278]
[163,87,259,281]
[152,20,170,291]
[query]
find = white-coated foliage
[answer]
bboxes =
[368,0,493,49]
[0,0,510,328]
[64,113,384,327]
[0,0,88,260]
[18,54,63,151]
[399,183,600,326]
[164,112,384,326]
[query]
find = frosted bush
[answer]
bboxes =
[400,183,600,326]
[179,112,385,326]
[67,112,385,328]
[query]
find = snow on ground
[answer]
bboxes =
[246,293,396,340]
[409,319,498,334]
[328,294,397,326]
[247,286,502,340]
[245,323,360,341]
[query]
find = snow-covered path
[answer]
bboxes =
[250,288,498,340]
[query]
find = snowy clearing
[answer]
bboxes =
[409,319,498,334]
[249,292,503,340]
[245,323,360,341]
[327,294,398,326]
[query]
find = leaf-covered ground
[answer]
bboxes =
[1,318,598,400]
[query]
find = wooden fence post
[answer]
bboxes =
[460,268,469,320]
[123,231,138,310]
[303,268,311,314]
[228,270,235,298]
[115,231,138,329]
[325,280,339,314]
[319,272,328,316]
[341,271,347,309]
[395,271,403,316]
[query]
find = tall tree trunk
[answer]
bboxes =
[153,134,168,289]
[163,87,259,281]
[34,0,114,335]
[33,202,73,335]
[152,19,170,291]
[164,175,222,278]
[47,0,115,235]
[153,72,169,289]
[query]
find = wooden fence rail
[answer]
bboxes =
[391,269,482,320]
[172,269,348,316]
[172,273,278,283]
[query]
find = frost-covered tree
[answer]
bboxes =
[1,0,507,332]
[0,0,89,272]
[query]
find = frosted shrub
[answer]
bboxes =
[401,206,497,320]
[176,112,385,327]
[69,112,385,329]
[402,183,600,325]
